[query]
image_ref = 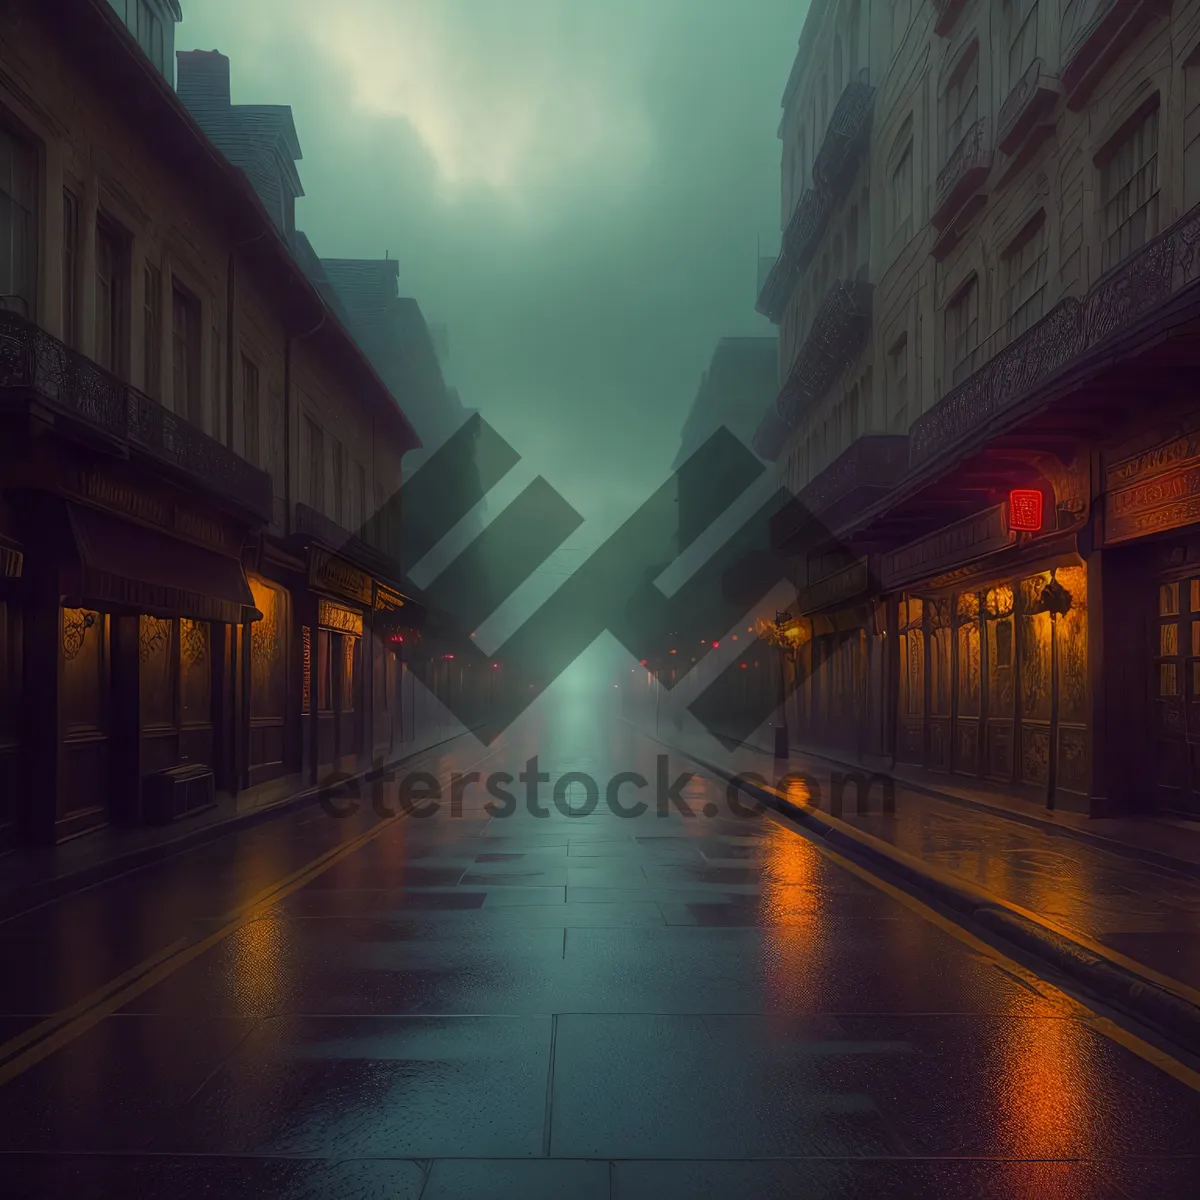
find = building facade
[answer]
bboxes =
[0,0,427,848]
[755,0,1200,819]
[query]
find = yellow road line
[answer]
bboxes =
[789,793,1200,1011]
[0,743,502,1087]
[762,808,1200,1093]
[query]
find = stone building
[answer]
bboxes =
[754,0,1200,818]
[0,0,422,847]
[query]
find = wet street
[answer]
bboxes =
[2,688,1200,1198]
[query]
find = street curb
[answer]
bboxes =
[729,731,1200,882]
[691,750,1200,1055]
[0,726,484,922]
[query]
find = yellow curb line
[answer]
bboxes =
[0,744,502,1088]
[753,791,1200,1094]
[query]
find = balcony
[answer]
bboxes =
[812,75,876,195]
[932,118,993,232]
[998,58,1061,156]
[1061,0,1167,110]
[931,0,968,37]
[777,280,873,427]
[770,434,908,553]
[909,203,1200,469]
[756,189,834,324]
[0,311,271,521]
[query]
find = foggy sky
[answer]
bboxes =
[178,0,805,554]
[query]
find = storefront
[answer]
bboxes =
[881,497,1090,810]
[11,463,260,843]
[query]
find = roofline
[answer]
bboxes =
[781,0,832,115]
[71,0,420,453]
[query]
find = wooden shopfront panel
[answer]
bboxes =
[0,599,20,847]
[897,596,924,765]
[139,615,215,778]
[928,599,952,772]
[954,592,982,774]
[1153,576,1200,817]
[984,585,1016,781]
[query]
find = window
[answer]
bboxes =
[62,189,79,346]
[887,335,908,432]
[1100,104,1160,272]
[331,439,345,527]
[171,284,201,423]
[1000,213,1048,342]
[947,276,980,386]
[134,0,165,73]
[889,133,914,238]
[305,416,325,512]
[143,263,161,397]
[1005,0,1039,94]
[241,355,260,466]
[355,463,367,535]
[1185,51,1200,208]
[95,217,129,376]
[0,124,36,319]
[944,46,980,159]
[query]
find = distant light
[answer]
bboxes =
[711,641,719,649]
[444,653,455,660]
[492,663,500,669]
[640,658,648,666]
[669,649,677,655]
[740,662,747,670]
[731,635,738,642]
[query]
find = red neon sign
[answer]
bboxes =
[1008,489,1043,532]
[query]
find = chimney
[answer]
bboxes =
[176,50,231,111]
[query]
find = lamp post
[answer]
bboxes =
[774,610,790,761]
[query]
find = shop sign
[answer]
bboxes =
[882,504,1016,590]
[318,598,364,637]
[1105,430,1200,545]
[309,545,373,605]
[374,584,407,613]
[1008,490,1044,532]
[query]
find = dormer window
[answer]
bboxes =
[109,1,178,80]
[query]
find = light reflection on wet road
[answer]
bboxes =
[1,687,1199,1197]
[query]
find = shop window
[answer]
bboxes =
[1020,572,1053,722]
[956,592,982,718]
[249,578,289,721]
[1099,102,1159,272]
[178,619,210,726]
[930,600,952,717]
[0,122,37,319]
[61,609,108,733]
[899,596,925,718]
[985,585,1016,715]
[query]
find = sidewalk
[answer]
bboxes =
[0,726,480,921]
[649,722,1200,1048]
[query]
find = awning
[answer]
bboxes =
[65,503,258,625]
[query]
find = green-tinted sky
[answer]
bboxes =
[178,0,805,548]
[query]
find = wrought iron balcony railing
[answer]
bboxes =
[755,188,833,323]
[812,76,876,193]
[910,204,1200,469]
[998,58,1061,155]
[932,118,993,231]
[777,280,873,427]
[0,310,272,521]
[931,0,967,37]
